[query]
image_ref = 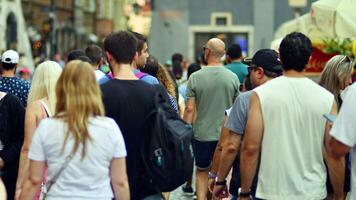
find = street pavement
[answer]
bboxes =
[169,168,196,200]
[170,188,195,200]
[169,167,233,200]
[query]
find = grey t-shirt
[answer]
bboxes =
[186,66,239,141]
[225,90,258,196]
[226,90,253,134]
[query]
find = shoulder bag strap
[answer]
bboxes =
[42,153,74,199]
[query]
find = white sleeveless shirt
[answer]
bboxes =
[254,76,333,200]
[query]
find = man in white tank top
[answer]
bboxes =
[239,32,345,200]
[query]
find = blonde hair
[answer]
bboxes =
[157,63,177,98]
[55,60,104,159]
[28,61,62,112]
[319,55,354,107]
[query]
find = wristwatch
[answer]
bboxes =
[215,180,227,186]
[238,190,251,198]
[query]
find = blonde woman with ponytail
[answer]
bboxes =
[19,61,129,200]
[15,61,62,200]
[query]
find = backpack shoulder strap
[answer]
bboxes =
[153,85,170,102]
[136,72,148,79]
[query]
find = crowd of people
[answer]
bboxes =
[0,30,355,200]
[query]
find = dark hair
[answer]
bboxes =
[244,75,253,91]
[199,53,207,65]
[172,53,183,63]
[1,62,16,70]
[67,50,85,62]
[264,69,282,78]
[173,61,182,80]
[226,44,242,60]
[104,31,138,64]
[187,63,201,79]
[85,45,103,65]
[77,56,92,63]
[279,32,312,72]
[131,31,146,54]
[143,55,159,77]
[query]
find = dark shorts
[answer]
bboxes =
[192,139,217,170]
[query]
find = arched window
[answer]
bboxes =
[6,12,18,49]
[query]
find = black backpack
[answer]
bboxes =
[141,86,194,192]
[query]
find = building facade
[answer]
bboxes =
[0,0,34,69]
[149,0,317,63]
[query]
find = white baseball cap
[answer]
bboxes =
[1,50,19,64]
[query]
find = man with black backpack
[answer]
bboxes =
[101,31,160,199]
[101,31,193,200]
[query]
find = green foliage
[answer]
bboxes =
[322,38,354,58]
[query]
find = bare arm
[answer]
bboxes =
[324,101,345,200]
[183,98,196,124]
[209,116,236,193]
[0,179,6,200]
[210,116,230,175]
[19,160,45,200]
[216,131,241,182]
[16,102,42,199]
[330,139,351,158]
[240,92,263,197]
[111,158,130,200]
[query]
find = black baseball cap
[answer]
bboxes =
[243,49,282,74]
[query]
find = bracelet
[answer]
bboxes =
[208,172,217,179]
[239,190,251,198]
[215,180,227,186]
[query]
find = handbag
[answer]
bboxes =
[40,153,74,200]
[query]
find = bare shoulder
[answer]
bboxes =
[26,100,43,117]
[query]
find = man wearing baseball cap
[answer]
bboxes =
[0,50,30,107]
[212,49,282,199]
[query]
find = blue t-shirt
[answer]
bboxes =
[98,69,159,85]
[178,84,187,102]
[0,77,30,107]
[133,69,159,85]
[99,74,111,85]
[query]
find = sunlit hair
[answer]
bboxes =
[319,55,354,108]
[28,61,62,113]
[55,60,104,159]
[157,64,177,98]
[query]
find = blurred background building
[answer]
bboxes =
[0,0,151,70]
[0,0,355,72]
[149,0,318,63]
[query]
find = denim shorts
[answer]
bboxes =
[191,139,217,170]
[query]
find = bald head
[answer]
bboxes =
[206,38,226,58]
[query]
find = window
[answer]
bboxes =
[211,12,232,26]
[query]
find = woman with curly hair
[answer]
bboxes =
[143,56,179,113]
